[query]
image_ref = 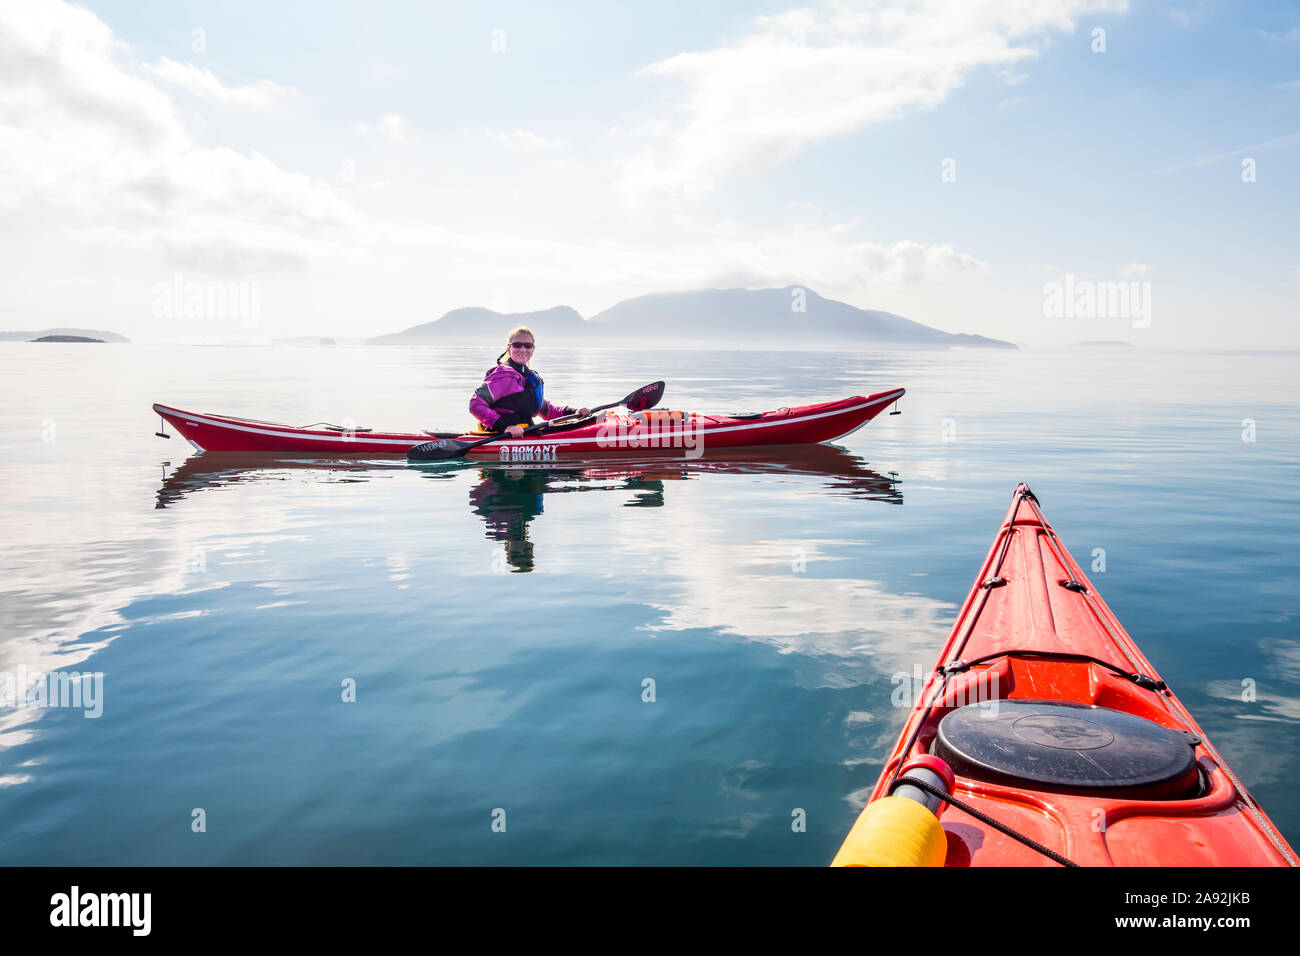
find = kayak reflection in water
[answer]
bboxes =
[152,447,901,515]
[469,466,667,572]
[469,326,590,438]
[464,450,902,573]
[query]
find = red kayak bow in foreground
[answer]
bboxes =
[834,484,1297,867]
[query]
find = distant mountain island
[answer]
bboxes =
[368,287,1016,350]
[0,327,129,342]
[368,306,587,347]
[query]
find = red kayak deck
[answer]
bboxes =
[857,484,1297,866]
[153,390,903,459]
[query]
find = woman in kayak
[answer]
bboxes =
[469,327,589,437]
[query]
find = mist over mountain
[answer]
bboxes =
[367,287,1016,350]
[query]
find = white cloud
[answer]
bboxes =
[1170,1,1213,28]
[616,0,1129,205]
[357,114,410,142]
[379,114,409,142]
[1120,262,1153,277]
[487,129,570,152]
[1160,132,1300,174]
[145,58,290,110]
[0,0,360,274]
[1258,27,1300,41]
[0,0,179,153]
[487,228,980,296]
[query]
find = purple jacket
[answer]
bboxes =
[469,362,572,429]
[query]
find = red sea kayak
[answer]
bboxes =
[153,390,903,459]
[833,484,1297,867]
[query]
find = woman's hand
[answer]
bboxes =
[577,408,591,417]
[504,424,525,438]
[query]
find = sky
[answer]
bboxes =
[0,0,1297,347]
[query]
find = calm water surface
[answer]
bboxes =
[0,344,1297,864]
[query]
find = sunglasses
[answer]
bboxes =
[510,342,535,349]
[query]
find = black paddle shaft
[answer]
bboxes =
[407,381,665,462]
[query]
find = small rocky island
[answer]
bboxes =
[1,327,128,342]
